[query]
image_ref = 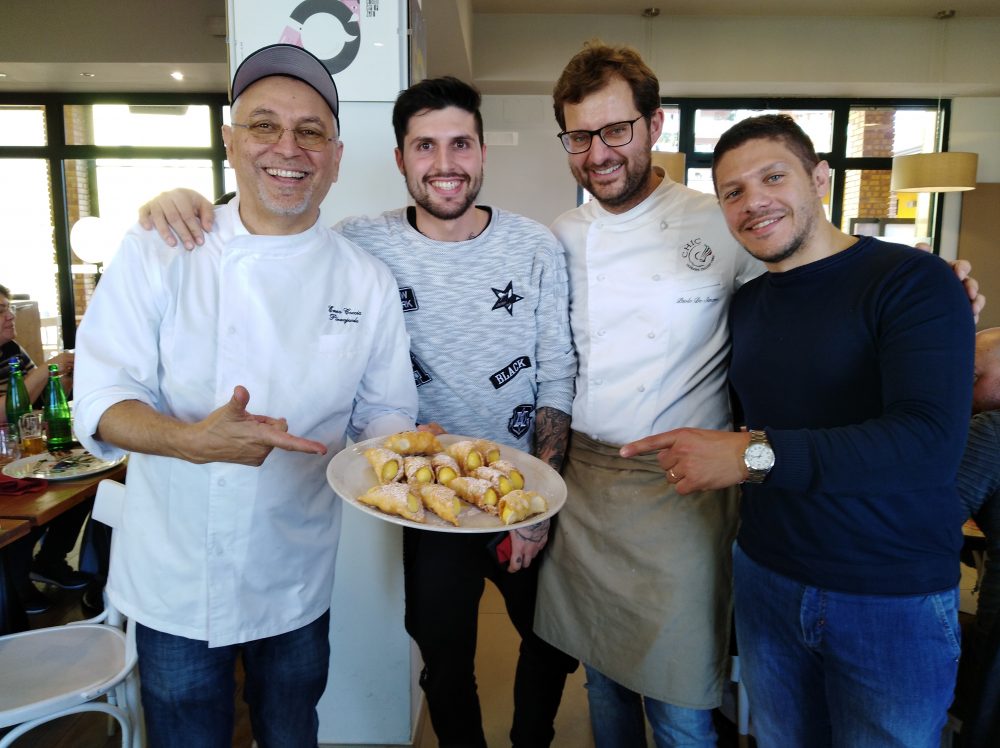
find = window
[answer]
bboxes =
[0,93,227,354]
[592,98,950,251]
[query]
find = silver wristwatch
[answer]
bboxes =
[743,430,775,483]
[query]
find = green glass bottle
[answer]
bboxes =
[43,364,73,451]
[4,358,31,440]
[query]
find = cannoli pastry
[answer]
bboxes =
[449,477,499,515]
[472,466,514,496]
[357,483,425,523]
[489,460,525,490]
[364,447,404,484]
[415,483,464,526]
[430,453,461,486]
[404,456,434,484]
[446,440,485,473]
[497,490,548,526]
[383,430,443,455]
[472,439,502,465]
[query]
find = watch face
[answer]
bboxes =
[746,443,775,471]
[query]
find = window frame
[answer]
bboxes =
[0,91,229,347]
[657,96,951,249]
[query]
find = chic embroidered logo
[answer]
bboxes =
[681,237,715,271]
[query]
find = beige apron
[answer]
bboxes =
[535,431,739,709]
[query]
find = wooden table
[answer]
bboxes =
[0,463,126,635]
[0,464,126,526]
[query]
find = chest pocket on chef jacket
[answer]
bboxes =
[663,273,727,349]
[317,331,362,358]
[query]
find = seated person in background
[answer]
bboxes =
[955,326,1000,747]
[0,282,88,615]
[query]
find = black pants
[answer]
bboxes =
[403,527,578,748]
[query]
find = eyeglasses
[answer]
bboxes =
[557,116,644,155]
[232,121,335,152]
[0,304,16,317]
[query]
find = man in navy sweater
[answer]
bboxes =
[623,114,974,747]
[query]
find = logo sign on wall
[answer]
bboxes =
[228,0,406,102]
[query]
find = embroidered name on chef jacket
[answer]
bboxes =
[681,237,716,271]
[491,281,524,316]
[489,356,532,389]
[328,306,363,324]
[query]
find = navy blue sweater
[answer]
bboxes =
[731,237,973,594]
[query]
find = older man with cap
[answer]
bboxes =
[73,44,418,747]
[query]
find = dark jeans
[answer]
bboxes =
[136,610,330,748]
[403,528,578,748]
[9,499,92,596]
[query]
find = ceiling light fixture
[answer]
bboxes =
[642,8,660,18]
[889,10,977,193]
[79,72,95,78]
[170,71,184,81]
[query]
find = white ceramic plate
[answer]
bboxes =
[2,448,127,481]
[326,433,566,533]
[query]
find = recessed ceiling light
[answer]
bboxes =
[170,71,184,81]
[0,73,7,79]
[80,72,96,78]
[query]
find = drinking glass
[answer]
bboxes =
[19,411,46,456]
[0,423,21,466]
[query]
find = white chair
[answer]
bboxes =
[730,654,752,748]
[0,479,141,747]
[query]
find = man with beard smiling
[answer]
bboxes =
[138,76,578,748]
[622,114,974,746]
[74,44,417,746]
[533,42,761,747]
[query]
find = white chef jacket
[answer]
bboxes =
[74,199,418,646]
[551,172,763,445]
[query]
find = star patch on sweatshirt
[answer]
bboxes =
[491,281,524,316]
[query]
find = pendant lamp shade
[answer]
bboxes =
[890,152,978,192]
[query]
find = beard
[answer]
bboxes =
[741,208,817,266]
[407,169,484,221]
[572,147,652,211]
[255,182,313,217]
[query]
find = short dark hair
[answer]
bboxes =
[0,284,9,299]
[392,76,484,150]
[552,41,660,131]
[712,114,820,190]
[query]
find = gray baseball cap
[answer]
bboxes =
[231,43,340,129]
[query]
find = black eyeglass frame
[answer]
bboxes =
[556,115,645,154]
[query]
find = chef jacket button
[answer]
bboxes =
[597,274,606,282]
[594,379,603,386]
[597,329,606,337]
[228,326,236,335]
[648,332,656,339]
[652,274,661,281]
[217,478,226,487]
[638,385,646,392]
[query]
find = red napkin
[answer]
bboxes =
[0,474,48,495]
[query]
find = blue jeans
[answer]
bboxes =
[136,610,331,748]
[734,545,960,748]
[584,665,717,747]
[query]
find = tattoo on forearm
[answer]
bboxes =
[533,407,570,471]
[515,519,550,543]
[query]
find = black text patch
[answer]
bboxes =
[489,356,532,389]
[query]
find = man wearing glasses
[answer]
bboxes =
[74,44,417,746]
[532,41,761,746]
